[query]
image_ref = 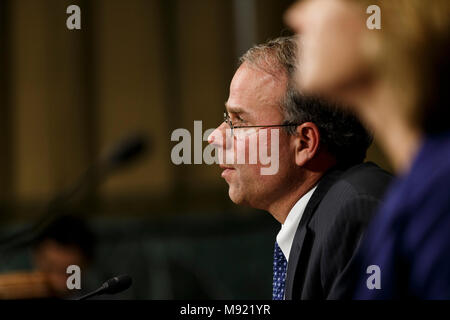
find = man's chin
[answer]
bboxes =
[228,187,268,211]
[228,187,246,206]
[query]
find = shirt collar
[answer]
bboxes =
[276,186,317,261]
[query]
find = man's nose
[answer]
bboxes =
[208,122,228,147]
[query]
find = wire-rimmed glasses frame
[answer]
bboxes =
[223,111,300,137]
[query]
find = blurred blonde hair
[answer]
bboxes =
[355,0,450,133]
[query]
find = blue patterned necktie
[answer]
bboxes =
[272,241,287,300]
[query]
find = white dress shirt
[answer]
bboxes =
[276,186,318,262]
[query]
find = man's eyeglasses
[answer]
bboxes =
[223,112,300,138]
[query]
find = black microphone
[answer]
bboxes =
[101,133,149,172]
[77,275,132,300]
[0,133,150,252]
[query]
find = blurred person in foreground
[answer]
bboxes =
[286,0,450,298]
[208,36,391,299]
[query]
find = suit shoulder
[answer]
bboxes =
[311,163,392,226]
[333,162,393,199]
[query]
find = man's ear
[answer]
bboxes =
[292,122,320,166]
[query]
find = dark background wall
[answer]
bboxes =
[0,0,391,299]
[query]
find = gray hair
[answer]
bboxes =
[239,36,309,134]
[239,36,373,168]
[239,36,297,127]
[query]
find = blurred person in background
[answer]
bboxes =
[0,214,96,299]
[285,0,450,298]
[32,214,96,298]
[208,36,391,299]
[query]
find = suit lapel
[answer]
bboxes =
[284,169,342,299]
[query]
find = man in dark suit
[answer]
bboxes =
[208,36,392,299]
[285,162,391,299]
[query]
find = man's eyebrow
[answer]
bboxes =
[224,102,247,115]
